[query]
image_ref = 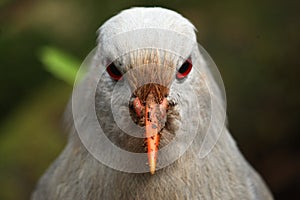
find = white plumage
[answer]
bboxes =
[32,7,273,200]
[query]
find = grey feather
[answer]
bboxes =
[32,7,273,200]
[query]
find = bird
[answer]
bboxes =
[32,7,273,200]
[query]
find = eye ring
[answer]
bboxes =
[106,62,122,81]
[176,58,192,79]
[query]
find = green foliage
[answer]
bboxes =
[39,46,81,85]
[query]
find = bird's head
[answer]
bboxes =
[73,7,225,175]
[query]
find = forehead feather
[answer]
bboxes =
[96,7,197,64]
[98,7,196,43]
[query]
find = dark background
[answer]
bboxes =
[0,0,299,199]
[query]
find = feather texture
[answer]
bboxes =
[32,7,273,200]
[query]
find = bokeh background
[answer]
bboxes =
[0,0,299,199]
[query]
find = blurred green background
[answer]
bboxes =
[0,0,299,199]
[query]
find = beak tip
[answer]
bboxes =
[150,171,155,175]
[148,156,156,174]
[149,165,156,175]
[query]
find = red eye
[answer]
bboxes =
[106,63,122,81]
[176,58,192,79]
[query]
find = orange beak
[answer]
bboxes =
[144,91,168,175]
[133,87,168,174]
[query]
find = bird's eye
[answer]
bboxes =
[106,62,122,81]
[176,58,192,79]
